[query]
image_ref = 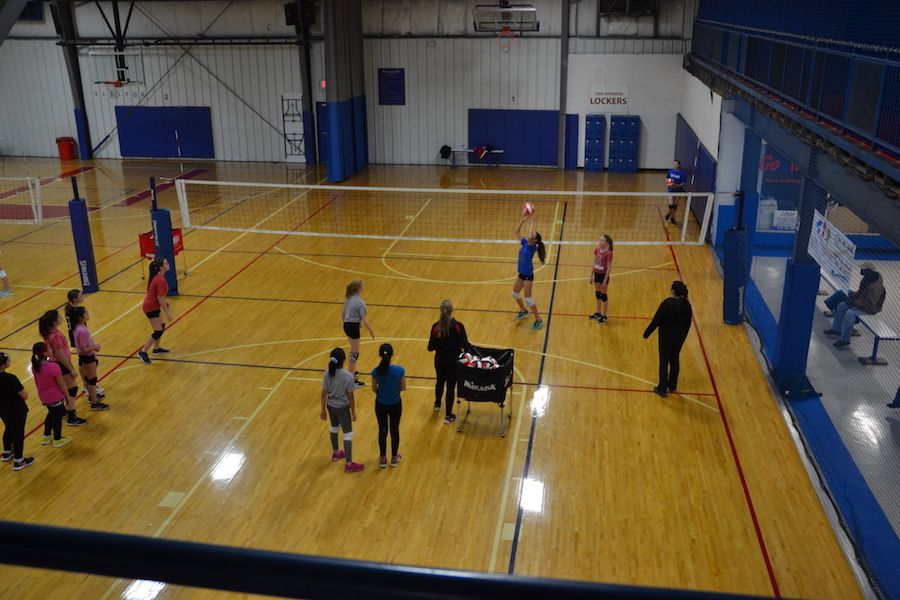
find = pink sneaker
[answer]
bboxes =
[379,456,388,469]
[344,462,365,473]
[331,449,345,462]
[390,455,402,468]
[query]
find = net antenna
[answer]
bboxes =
[473,3,539,33]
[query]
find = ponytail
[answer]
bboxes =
[600,234,614,251]
[38,310,59,339]
[345,280,363,298]
[31,342,46,374]
[376,343,393,376]
[438,300,453,337]
[147,258,165,289]
[535,232,546,264]
[328,347,345,377]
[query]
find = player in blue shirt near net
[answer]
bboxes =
[665,159,686,225]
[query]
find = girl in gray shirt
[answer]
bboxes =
[342,280,375,388]
[320,347,364,473]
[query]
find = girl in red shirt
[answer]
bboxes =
[138,258,173,364]
[38,309,87,426]
[589,234,614,323]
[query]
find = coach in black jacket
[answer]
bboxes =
[643,281,693,397]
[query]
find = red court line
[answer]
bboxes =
[545,381,717,397]
[115,168,206,207]
[58,166,95,178]
[657,206,781,597]
[0,237,138,318]
[0,167,94,200]
[24,195,339,439]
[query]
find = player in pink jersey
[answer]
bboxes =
[588,234,614,323]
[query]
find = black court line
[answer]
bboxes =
[88,287,656,321]
[507,201,568,575]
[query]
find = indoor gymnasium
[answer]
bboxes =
[0,1,898,599]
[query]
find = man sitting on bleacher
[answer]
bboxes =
[824,263,886,348]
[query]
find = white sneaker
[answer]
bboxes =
[0,289,11,298]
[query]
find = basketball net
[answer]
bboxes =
[496,26,516,51]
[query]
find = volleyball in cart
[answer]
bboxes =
[455,345,514,437]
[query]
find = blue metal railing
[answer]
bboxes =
[691,20,900,163]
[0,520,769,599]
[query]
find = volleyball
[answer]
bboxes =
[522,202,535,216]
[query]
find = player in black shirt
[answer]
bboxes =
[428,300,471,424]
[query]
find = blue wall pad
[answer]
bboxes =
[773,259,820,377]
[584,115,606,172]
[564,114,578,170]
[467,109,558,166]
[744,277,779,361]
[115,106,214,159]
[74,108,91,160]
[788,395,900,599]
[351,95,368,172]
[303,110,316,165]
[316,103,328,163]
[327,98,354,182]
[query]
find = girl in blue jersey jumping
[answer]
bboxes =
[511,215,546,331]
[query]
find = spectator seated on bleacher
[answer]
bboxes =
[824,263,886,348]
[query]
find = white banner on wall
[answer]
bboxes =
[588,85,630,113]
[808,210,856,290]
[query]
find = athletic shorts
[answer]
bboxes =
[343,322,361,340]
[78,355,98,366]
[593,272,607,284]
[55,362,71,377]
[327,405,353,433]
[145,309,161,319]
[517,273,534,282]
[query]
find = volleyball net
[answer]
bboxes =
[0,177,43,224]
[175,180,713,245]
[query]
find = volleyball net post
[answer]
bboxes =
[150,176,179,296]
[68,176,100,293]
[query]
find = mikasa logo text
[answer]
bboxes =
[463,381,497,392]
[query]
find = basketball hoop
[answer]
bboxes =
[496,26,516,51]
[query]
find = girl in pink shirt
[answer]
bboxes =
[72,307,109,412]
[39,309,87,426]
[589,234,614,323]
[31,342,71,448]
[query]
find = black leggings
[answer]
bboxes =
[1,402,28,459]
[44,403,66,440]
[375,400,402,457]
[434,361,457,416]
[658,339,685,391]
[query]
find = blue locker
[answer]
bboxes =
[584,115,606,172]
[608,115,640,172]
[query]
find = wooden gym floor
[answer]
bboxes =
[0,158,862,599]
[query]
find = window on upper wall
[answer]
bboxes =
[846,61,884,136]
[598,0,658,14]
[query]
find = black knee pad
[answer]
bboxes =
[151,329,164,340]
[600,293,608,302]
[87,377,98,386]
[595,290,602,300]
[68,387,78,398]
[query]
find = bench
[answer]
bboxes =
[448,148,504,168]
[819,271,898,366]
[855,316,900,365]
